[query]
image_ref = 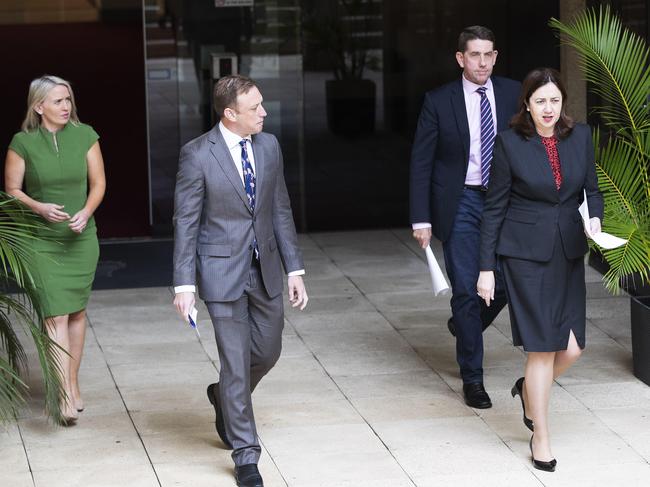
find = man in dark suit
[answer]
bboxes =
[173,75,308,487]
[409,26,520,408]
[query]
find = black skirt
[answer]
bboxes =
[501,232,586,352]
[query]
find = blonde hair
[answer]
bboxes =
[21,75,80,132]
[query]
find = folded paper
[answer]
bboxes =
[579,190,627,249]
[425,245,450,296]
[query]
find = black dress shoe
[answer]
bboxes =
[447,317,456,337]
[511,377,534,432]
[462,382,492,409]
[235,464,264,487]
[207,383,232,449]
[529,435,557,472]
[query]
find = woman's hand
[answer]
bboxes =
[37,202,70,223]
[68,209,91,233]
[477,270,495,307]
[589,217,601,235]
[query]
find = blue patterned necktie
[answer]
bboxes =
[239,139,256,210]
[476,86,495,188]
[239,139,258,258]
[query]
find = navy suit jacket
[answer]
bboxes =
[409,76,521,242]
[479,124,603,270]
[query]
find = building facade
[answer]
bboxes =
[1,0,648,239]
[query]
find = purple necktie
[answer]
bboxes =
[476,86,495,188]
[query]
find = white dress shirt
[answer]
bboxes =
[412,75,497,231]
[174,122,304,295]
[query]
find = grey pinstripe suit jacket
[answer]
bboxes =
[173,125,303,302]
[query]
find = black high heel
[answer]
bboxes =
[511,377,534,432]
[529,435,557,472]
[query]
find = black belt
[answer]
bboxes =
[464,184,487,192]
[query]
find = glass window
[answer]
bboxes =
[0,0,149,238]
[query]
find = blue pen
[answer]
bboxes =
[188,306,201,338]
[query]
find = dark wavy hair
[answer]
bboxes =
[510,67,574,139]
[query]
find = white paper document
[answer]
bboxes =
[578,190,627,249]
[425,245,450,296]
[188,306,201,338]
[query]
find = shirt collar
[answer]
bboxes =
[461,74,493,96]
[219,121,252,150]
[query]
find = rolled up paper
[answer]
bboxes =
[425,245,450,296]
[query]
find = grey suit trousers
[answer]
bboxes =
[206,263,284,466]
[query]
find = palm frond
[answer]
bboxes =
[594,130,647,224]
[0,192,66,424]
[0,296,29,374]
[549,6,650,133]
[550,7,650,291]
[0,356,26,423]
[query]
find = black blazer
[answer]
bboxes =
[409,76,521,242]
[479,124,604,270]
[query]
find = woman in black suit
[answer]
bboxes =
[477,68,603,472]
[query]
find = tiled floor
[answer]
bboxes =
[2,229,649,486]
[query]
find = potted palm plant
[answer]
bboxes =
[550,6,650,385]
[303,0,380,136]
[0,193,65,423]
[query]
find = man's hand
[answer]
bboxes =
[413,227,432,249]
[287,275,308,310]
[476,271,495,307]
[173,291,195,322]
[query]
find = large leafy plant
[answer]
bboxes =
[550,6,650,293]
[0,193,64,423]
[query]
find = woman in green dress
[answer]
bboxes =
[5,75,106,424]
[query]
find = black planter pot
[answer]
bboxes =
[588,249,650,296]
[325,79,375,137]
[623,276,650,297]
[631,295,650,386]
[587,248,609,275]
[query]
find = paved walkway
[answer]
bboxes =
[3,229,649,486]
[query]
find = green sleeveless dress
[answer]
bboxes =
[9,123,100,317]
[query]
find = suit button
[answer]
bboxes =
[253,216,256,222]
[248,245,253,250]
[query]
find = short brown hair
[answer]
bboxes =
[510,67,574,139]
[213,75,257,117]
[457,26,496,52]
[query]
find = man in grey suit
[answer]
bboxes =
[173,75,308,487]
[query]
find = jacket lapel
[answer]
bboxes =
[531,136,560,200]
[492,77,510,132]
[250,134,264,215]
[208,127,251,212]
[450,79,470,165]
[556,135,576,200]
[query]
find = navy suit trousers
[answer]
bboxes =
[442,188,507,383]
